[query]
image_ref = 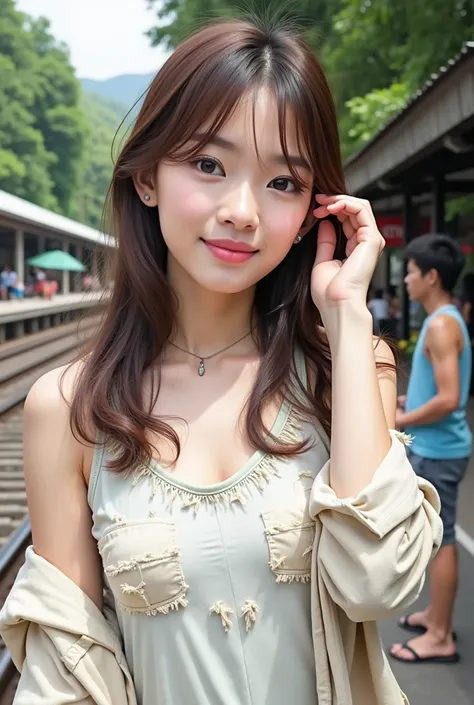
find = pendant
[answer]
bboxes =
[198,359,205,376]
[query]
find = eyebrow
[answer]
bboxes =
[192,133,310,170]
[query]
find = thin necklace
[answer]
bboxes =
[168,330,252,376]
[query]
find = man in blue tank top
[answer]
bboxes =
[390,234,471,665]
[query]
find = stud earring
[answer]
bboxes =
[294,234,303,244]
[143,194,151,202]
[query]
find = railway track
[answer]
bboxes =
[0,315,98,703]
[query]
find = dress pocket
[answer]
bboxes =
[98,519,188,615]
[261,489,314,583]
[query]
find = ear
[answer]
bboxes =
[133,169,158,207]
[427,268,440,287]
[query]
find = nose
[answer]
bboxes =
[217,183,259,231]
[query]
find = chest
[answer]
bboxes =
[146,360,281,485]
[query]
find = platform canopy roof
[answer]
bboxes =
[0,189,114,247]
[345,42,474,199]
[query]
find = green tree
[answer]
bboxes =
[344,82,410,154]
[0,0,86,213]
[73,92,129,228]
[323,0,474,154]
[0,0,56,206]
[147,0,341,54]
[146,0,474,159]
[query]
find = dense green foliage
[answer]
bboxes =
[148,0,474,157]
[72,92,127,228]
[0,0,87,212]
[0,0,128,227]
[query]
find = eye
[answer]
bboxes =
[269,177,300,193]
[195,157,224,176]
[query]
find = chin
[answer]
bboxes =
[196,275,257,295]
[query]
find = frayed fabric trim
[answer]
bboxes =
[131,407,302,511]
[118,593,189,616]
[275,573,311,584]
[210,601,234,631]
[241,600,259,631]
[394,430,413,446]
[105,548,180,577]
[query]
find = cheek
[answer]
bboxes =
[265,202,310,250]
[159,174,212,226]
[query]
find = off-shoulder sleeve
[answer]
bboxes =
[9,624,95,704]
[309,430,443,623]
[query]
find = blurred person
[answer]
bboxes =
[0,19,441,705]
[460,271,474,396]
[0,264,17,300]
[33,267,47,297]
[391,234,471,665]
[388,284,401,337]
[368,287,389,334]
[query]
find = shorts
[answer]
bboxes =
[408,451,469,546]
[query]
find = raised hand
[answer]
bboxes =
[310,194,385,322]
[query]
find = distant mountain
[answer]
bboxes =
[80,73,156,111]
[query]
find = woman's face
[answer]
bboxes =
[147,89,314,294]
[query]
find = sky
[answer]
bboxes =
[16,0,169,80]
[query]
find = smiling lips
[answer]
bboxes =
[202,238,257,264]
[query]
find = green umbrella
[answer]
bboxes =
[27,249,86,272]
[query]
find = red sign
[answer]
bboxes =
[376,216,403,248]
[375,215,433,248]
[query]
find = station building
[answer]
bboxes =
[345,42,474,337]
[0,189,113,295]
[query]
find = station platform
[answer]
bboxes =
[379,399,474,704]
[0,292,103,342]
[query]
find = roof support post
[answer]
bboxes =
[432,174,446,233]
[73,244,83,292]
[401,192,413,341]
[62,241,70,294]
[14,229,24,287]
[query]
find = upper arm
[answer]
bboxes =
[373,337,397,428]
[23,363,103,609]
[426,316,461,407]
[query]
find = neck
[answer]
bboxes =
[167,257,255,357]
[422,289,452,316]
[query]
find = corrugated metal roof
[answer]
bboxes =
[0,189,114,247]
[344,41,474,167]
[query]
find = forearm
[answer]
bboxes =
[401,396,456,427]
[327,304,391,497]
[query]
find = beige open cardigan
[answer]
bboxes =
[0,431,442,704]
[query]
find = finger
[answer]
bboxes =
[314,219,337,266]
[345,233,358,257]
[326,200,372,229]
[315,193,345,203]
[313,205,330,217]
[341,218,355,241]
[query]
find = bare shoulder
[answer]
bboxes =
[426,314,462,351]
[25,358,83,416]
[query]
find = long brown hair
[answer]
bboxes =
[70,18,351,473]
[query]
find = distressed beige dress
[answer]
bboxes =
[88,350,329,705]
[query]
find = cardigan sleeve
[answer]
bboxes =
[309,430,443,623]
[10,624,95,704]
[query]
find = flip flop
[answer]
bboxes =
[390,642,460,665]
[398,614,458,641]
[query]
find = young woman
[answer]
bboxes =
[11,18,441,705]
